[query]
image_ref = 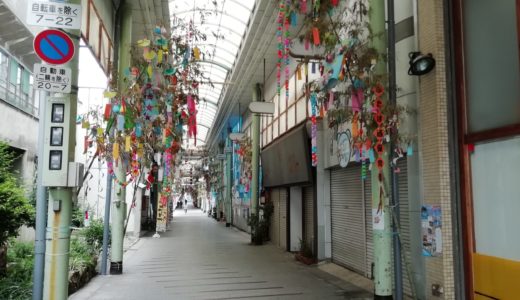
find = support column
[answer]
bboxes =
[316,120,332,260]
[42,1,80,298]
[110,2,132,275]
[100,170,112,275]
[250,113,260,218]
[226,138,232,227]
[370,0,393,298]
[43,189,73,300]
[110,162,126,274]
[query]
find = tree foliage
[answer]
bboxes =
[0,141,34,247]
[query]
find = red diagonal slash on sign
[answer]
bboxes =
[33,29,75,65]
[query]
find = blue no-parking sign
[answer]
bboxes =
[33,29,75,65]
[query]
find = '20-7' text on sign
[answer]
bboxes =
[34,64,71,93]
[26,0,82,30]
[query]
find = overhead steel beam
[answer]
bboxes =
[188,22,245,39]
[194,43,238,57]
[207,0,278,150]
[194,60,232,72]
[172,9,248,26]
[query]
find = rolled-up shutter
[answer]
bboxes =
[364,173,373,279]
[279,188,288,250]
[331,166,366,274]
[397,159,413,297]
[303,186,314,254]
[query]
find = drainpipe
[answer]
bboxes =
[42,1,81,299]
[110,1,132,275]
[369,0,393,298]
[387,0,403,299]
[32,90,47,300]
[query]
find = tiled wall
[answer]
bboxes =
[417,0,455,299]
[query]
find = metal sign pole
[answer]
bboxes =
[39,0,82,298]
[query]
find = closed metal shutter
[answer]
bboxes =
[396,159,413,297]
[331,166,366,274]
[303,186,314,254]
[364,173,373,279]
[279,188,288,250]
[270,189,280,246]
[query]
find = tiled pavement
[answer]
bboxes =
[70,207,373,300]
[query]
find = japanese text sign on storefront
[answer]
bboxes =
[27,0,82,29]
[34,63,71,93]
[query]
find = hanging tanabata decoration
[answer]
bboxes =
[311,92,318,167]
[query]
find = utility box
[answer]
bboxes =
[67,162,84,187]
[42,95,72,187]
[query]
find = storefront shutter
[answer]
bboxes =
[396,159,413,297]
[331,166,366,274]
[279,188,288,250]
[364,173,373,279]
[303,186,314,254]
[270,189,280,246]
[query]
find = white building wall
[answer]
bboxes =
[75,45,109,222]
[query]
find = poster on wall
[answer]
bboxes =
[156,195,168,232]
[372,209,385,231]
[421,205,442,257]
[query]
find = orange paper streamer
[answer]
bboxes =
[312,27,320,45]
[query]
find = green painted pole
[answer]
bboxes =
[43,189,72,300]
[110,160,127,274]
[42,0,80,298]
[226,138,233,227]
[250,85,260,220]
[369,0,393,298]
[110,2,132,275]
[219,158,224,220]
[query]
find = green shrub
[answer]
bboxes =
[69,238,95,272]
[80,219,106,252]
[0,141,35,248]
[71,206,84,228]
[0,236,101,299]
[0,241,34,300]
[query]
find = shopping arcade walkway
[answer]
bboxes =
[71,207,373,300]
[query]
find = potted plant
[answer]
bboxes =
[295,238,316,265]
[248,202,274,245]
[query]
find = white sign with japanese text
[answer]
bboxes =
[27,0,82,29]
[34,63,71,93]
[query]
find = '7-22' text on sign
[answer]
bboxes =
[26,0,82,30]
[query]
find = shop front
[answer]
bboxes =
[262,125,313,251]
[453,1,520,298]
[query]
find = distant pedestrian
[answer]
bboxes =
[184,199,188,214]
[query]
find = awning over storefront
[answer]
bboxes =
[261,125,311,187]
